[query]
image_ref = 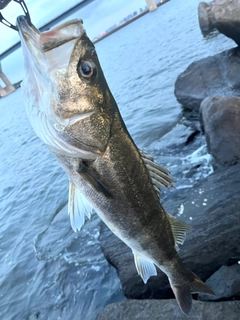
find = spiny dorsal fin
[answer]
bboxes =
[68,181,92,232]
[140,150,174,195]
[167,214,192,250]
[133,250,157,283]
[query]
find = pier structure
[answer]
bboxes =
[146,0,158,11]
[0,61,15,97]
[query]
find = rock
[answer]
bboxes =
[99,164,240,299]
[198,0,240,45]
[148,123,200,151]
[200,96,240,165]
[174,47,240,113]
[198,2,214,35]
[199,264,240,301]
[97,299,240,320]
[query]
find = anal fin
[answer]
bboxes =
[133,251,157,283]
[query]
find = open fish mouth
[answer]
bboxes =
[16,15,86,72]
[17,15,85,51]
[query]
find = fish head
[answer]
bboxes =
[17,16,115,159]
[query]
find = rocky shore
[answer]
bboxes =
[97,0,240,319]
[97,300,240,320]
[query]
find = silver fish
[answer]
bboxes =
[17,16,213,314]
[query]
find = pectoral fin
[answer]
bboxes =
[133,251,157,283]
[167,214,192,250]
[77,162,113,198]
[68,181,92,232]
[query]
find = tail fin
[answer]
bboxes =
[170,271,214,315]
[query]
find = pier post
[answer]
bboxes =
[146,0,157,11]
[0,62,15,97]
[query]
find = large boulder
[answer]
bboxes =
[97,299,240,320]
[200,96,240,165]
[198,0,240,45]
[174,47,240,113]
[99,164,240,299]
[199,264,240,301]
[198,2,214,35]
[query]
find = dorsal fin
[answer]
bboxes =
[140,150,174,195]
[68,181,92,232]
[167,214,192,250]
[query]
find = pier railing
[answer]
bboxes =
[0,61,15,97]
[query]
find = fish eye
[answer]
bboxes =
[78,61,96,79]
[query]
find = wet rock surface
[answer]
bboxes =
[148,123,200,151]
[199,264,240,301]
[200,96,240,166]
[97,299,240,320]
[99,164,240,299]
[174,47,240,113]
[198,0,240,45]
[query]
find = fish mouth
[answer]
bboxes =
[16,15,85,50]
[16,15,85,71]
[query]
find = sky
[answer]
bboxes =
[0,0,147,54]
